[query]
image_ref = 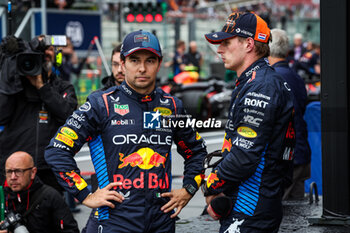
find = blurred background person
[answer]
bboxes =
[294,43,320,78]
[290,33,306,65]
[183,41,203,75]
[268,28,311,200]
[59,37,86,83]
[165,40,186,77]
[101,44,125,90]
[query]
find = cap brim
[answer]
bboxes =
[124,48,162,58]
[205,32,236,44]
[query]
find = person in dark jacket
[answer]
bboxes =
[1,151,79,233]
[0,43,78,192]
[183,41,203,74]
[101,44,125,90]
[164,40,186,76]
[204,12,295,233]
[269,28,311,200]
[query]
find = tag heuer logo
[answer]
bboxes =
[114,104,129,116]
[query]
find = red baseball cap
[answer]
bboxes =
[205,12,271,44]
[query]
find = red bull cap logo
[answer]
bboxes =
[119,148,168,170]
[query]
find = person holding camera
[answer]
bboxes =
[0,35,78,193]
[203,12,295,233]
[0,151,79,233]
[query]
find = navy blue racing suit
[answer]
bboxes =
[45,82,207,232]
[205,58,295,233]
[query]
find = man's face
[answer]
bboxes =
[178,44,185,53]
[5,156,35,192]
[45,46,55,63]
[217,37,246,71]
[111,52,125,85]
[190,42,197,53]
[294,38,302,47]
[122,50,160,95]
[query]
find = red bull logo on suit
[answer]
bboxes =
[118,148,168,169]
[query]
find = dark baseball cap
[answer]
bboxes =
[205,12,271,44]
[121,30,162,58]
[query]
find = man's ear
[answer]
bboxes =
[31,167,37,180]
[246,37,255,52]
[157,59,163,72]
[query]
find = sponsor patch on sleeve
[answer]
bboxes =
[237,126,257,138]
[60,127,78,140]
[55,133,74,147]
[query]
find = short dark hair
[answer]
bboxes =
[176,40,185,48]
[255,41,270,58]
[111,44,122,61]
[237,37,270,58]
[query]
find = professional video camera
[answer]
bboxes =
[0,210,29,233]
[0,35,67,95]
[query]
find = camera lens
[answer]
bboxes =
[22,56,35,71]
[16,52,42,76]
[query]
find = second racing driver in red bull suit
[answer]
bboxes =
[45,30,207,232]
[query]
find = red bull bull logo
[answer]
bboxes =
[65,171,88,191]
[206,172,219,188]
[196,132,202,140]
[195,174,205,187]
[118,148,167,169]
[221,135,232,153]
[141,95,152,102]
[206,172,226,189]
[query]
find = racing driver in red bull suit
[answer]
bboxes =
[203,12,295,233]
[45,30,207,233]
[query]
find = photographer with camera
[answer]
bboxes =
[0,35,78,193]
[0,151,79,233]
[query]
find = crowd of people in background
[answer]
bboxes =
[0,0,322,231]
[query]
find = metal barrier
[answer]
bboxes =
[0,7,6,38]
[14,0,47,38]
